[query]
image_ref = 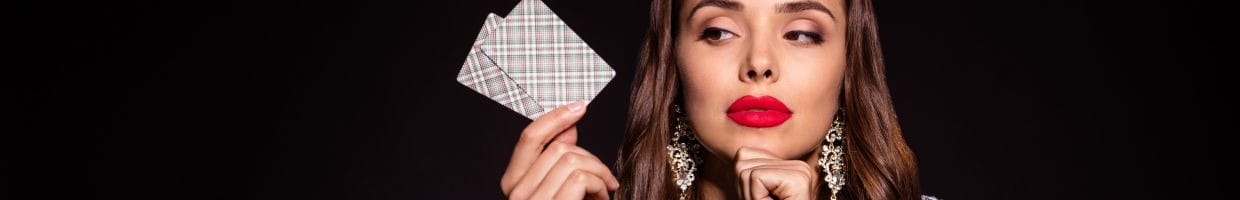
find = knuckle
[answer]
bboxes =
[518,129,542,144]
[547,142,571,154]
[567,170,589,185]
[739,168,753,178]
[735,161,756,174]
[736,147,755,158]
[558,153,581,166]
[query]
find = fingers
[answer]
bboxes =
[735,147,779,170]
[736,147,777,160]
[509,142,618,199]
[508,142,589,198]
[735,147,815,200]
[529,150,619,199]
[747,167,811,200]
[735,148,816,177]
[502,101,587,194]
[552,170,610,200]
[522,101,587,147]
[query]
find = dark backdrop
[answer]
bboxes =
[20,0,1225,199]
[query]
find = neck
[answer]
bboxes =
[694,149,823,199]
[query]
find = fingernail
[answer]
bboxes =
[566,101,586,112]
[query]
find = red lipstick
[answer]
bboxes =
[726,95,792,128]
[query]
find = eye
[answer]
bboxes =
[783,30,824,45]
[699,27,737,42]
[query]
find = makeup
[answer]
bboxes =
[726,95,792,128]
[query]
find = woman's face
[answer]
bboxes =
[676,0,847,161]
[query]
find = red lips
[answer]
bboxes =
[726,95,792,128]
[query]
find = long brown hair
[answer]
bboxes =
[616,0,920,199]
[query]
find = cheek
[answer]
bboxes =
[781,47,847,110]
[676,43,739,108]
[676,41,745,158]
[767,50,846,157]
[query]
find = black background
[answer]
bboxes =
[19,0,1226,199]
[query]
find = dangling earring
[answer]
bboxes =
[667,104,701,200]
[818,108,847,200]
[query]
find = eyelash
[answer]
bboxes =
[784,30,824,45]
[698,27,824,46]
[698,27,736,43]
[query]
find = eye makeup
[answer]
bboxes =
[699,27,738,43]
[783,30,824,45]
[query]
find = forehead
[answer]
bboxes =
[679,0,845,10]
[678,0,845,19]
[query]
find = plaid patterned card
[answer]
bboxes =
[457,0,615,120]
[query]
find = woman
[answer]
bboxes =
[500,0,925,199]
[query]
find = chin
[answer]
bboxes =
[734,139,797,158]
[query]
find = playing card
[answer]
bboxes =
[456,0,615,119]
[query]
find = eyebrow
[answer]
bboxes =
[687,0,836,21]
[687,0,742,20]
[778,1,835,20]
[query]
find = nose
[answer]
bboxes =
[740,38,778,84]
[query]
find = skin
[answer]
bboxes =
[677,0,846,199]
[502,102,619,200]
[501,0,846,199]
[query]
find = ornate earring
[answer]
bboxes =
[667,104,701,200]
[818,108,847,200]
